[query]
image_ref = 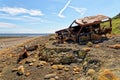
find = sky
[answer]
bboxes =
[0,0,120,33]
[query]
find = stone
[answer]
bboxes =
[25,45,38,51]
[49,78,56,80]
[95,45,100,48]
[55,76,59,80]
[76,78,81,80]
[98,69,119,80]
[108,44,120,49]
[26,58,36,63]
[51,65,58,69]
[51,65,64,70]
[73,66,81,74]
[87,69,95,75]
[64,67,69,71]
[32,59,36,62]
[57,65,64,70]
[12,68,18,72]
[17,65,25,75]
[87,42,93,47]
[29,63,34,66]
[83,61,87,66]
[37,61,47,67]
[44,73,56,79]
[82,47,90,52]
[60,52,75,64]
[25,72,31,77]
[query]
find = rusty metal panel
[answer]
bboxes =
[75,15,109,26]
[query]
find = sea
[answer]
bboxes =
[0,33,51,37]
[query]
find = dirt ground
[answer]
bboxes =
[0,35,120,80]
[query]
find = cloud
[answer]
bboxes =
[0,13,49,23]
[58,0,71,18]
[69,6,87,16]
[0,7,44,16]
[0,22,17,28]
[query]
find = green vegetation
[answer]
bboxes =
[111,18,120,34]
[101,13,120,34]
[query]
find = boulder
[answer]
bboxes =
[24,45,38,51]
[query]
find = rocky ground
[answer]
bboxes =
[0,34,120,80]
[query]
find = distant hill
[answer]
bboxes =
[102,13,120,34]
[113,13,120,19]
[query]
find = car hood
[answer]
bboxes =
[55,28,68,33]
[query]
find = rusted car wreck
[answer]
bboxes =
[55,15,112,44]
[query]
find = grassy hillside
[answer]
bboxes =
[101,13,120,34]
[111,18,120,34]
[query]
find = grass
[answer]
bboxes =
[101,17,120,34]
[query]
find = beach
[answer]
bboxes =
[0,37,31,50]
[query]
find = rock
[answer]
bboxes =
[44,73,56,79]
[56,65,64,70]
[37,61,47,67]
[51,65,58,69]
[64,66,70,71]
[76,78,81,80]
[25,72,31,77]
[26,58,36,63]
[82,47,90,52]
[12,68,18,72]
[49,78,56,80]
[49,36,56,41]
[17,65,25,76]
[32,59,36,62]
[98,69,119,80]
[78,50,87,59]
[95,45,100,48]
[108,44,120,49]
[55,76,59,80]
[60,52,76,64]
[87,69,95,75]
[25,45,38,51]
[87,42,93,47]
[0,73,2,77]
[17,51,29,63]
[73,66,81,74]
[51,65,64,70]
[83,61,87,66]
[0,66,4,72]
[29,63,34,66]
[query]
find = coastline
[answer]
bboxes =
[0,36,41,54]
[0,33,51,54]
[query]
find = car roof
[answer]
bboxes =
[75,15,110,26]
